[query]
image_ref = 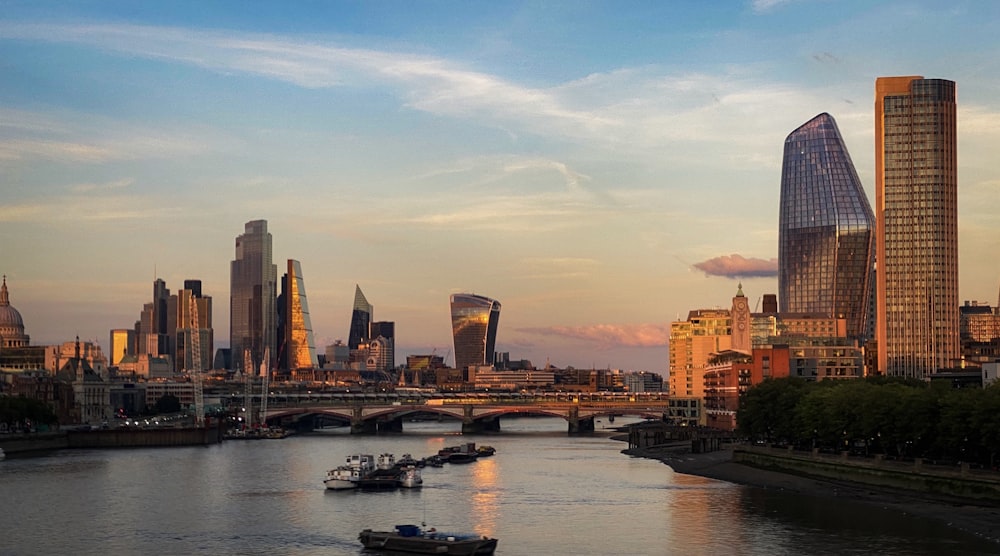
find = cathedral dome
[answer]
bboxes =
[0,276,29,347]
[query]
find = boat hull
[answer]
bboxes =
[358,530,497,555]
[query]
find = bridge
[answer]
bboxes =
[259,391,672,434]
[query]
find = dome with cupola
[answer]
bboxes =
[0,275,30,348]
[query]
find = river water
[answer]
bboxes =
[1,417,996,555]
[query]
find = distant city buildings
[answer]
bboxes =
[230,219,278,375]
[779,112,875,341]
[450,293,501,372]
[348,285,372,352]
[875,76,959,378]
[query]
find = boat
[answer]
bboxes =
[324,454,375,490]
[475,445,495,457]
[399,465,423,488]
[359,524,498,555]
[439,442,479,464]
[397,453,423,468]
[377,453,397,471]
[324,466,361,490]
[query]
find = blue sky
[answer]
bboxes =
[2,1,999,372]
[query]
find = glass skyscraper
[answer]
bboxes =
[348,285,372,351]
[450,293,501,371]
[875,77,959,378]
[230,219,277,374]
[280,259,318,370]
[778,113,875,341]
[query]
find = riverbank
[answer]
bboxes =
[621,440,1000,546]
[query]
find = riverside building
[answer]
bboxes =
[875,77,959,378]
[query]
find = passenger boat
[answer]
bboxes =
[399,465,423,488]
[323,466,361,490]
[324,454,375,490]
[358,524,498,555]
[377,453,397,471]
[439,442,479,464]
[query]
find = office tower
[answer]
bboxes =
[450,293,501,371]
[371,321,395,370]
[348,285,372,350]
[779,113,875,341]
[279,259,318,370]
[231,220,277,374]
[174,282,213,372]
[108,328,135,366]
[138,279,170,357]
[875,77,958,378]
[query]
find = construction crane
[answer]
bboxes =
[188,293,204,427]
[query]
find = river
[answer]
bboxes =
[1,417,996,555]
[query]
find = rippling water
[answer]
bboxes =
[1,417,996,555]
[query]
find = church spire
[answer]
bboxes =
[1,275,9,306]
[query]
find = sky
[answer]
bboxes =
[2,1,999,373]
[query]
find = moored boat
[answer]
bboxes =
[324,466,361,490]
[358,525,497,555]
[399,465,423,488]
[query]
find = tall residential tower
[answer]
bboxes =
[875,77,959,378]
[778,113,875,341]
[230,220,277,374]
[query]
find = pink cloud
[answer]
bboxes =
[517,323,670,349]
[693,254,778,278]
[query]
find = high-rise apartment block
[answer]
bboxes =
[875,77,959,378]
[450,293,501,371]
[779,113,875,341]
[230,219,277,375]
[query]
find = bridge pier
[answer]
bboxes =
[568,416,595,434]
[377,417,404,433]
[462,417,500,434]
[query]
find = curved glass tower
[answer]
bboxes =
[450,293,501,371]
[778,113,875,340]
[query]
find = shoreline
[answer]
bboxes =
[620,441,1000,547]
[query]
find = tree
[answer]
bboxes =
[153,394,182,414]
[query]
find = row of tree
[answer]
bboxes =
[0,396,59,432]
[736,377,1000,468]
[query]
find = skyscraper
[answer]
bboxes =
[778,112,875,340]
[348,285,372,350]
[230,220,277,374]
[450,293,501,371]
[875,77,959,378]
[279,259,318,370]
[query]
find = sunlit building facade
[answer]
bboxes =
[280,259,318,370]
[779,113,875,341]
[450,293,501,371]
[668,309,731,401]
[230,220,277,374]
[875,77,959,378]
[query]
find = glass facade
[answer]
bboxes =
[450,293,501,371]
[875,77,959,378]
[779,113,875,341]
[348,285,372,350]
[230,220,277,374]
[283,259,318,370]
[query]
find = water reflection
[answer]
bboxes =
[470,456,499,536]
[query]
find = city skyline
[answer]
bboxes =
[2,3,1000,372]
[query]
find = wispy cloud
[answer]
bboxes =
[693,254,778,278]
[518,323,670,349]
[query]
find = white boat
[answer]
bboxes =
[377,453,396,471]
[324,466,361,490]
[399,465,422,488]
[324,454,375,490]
